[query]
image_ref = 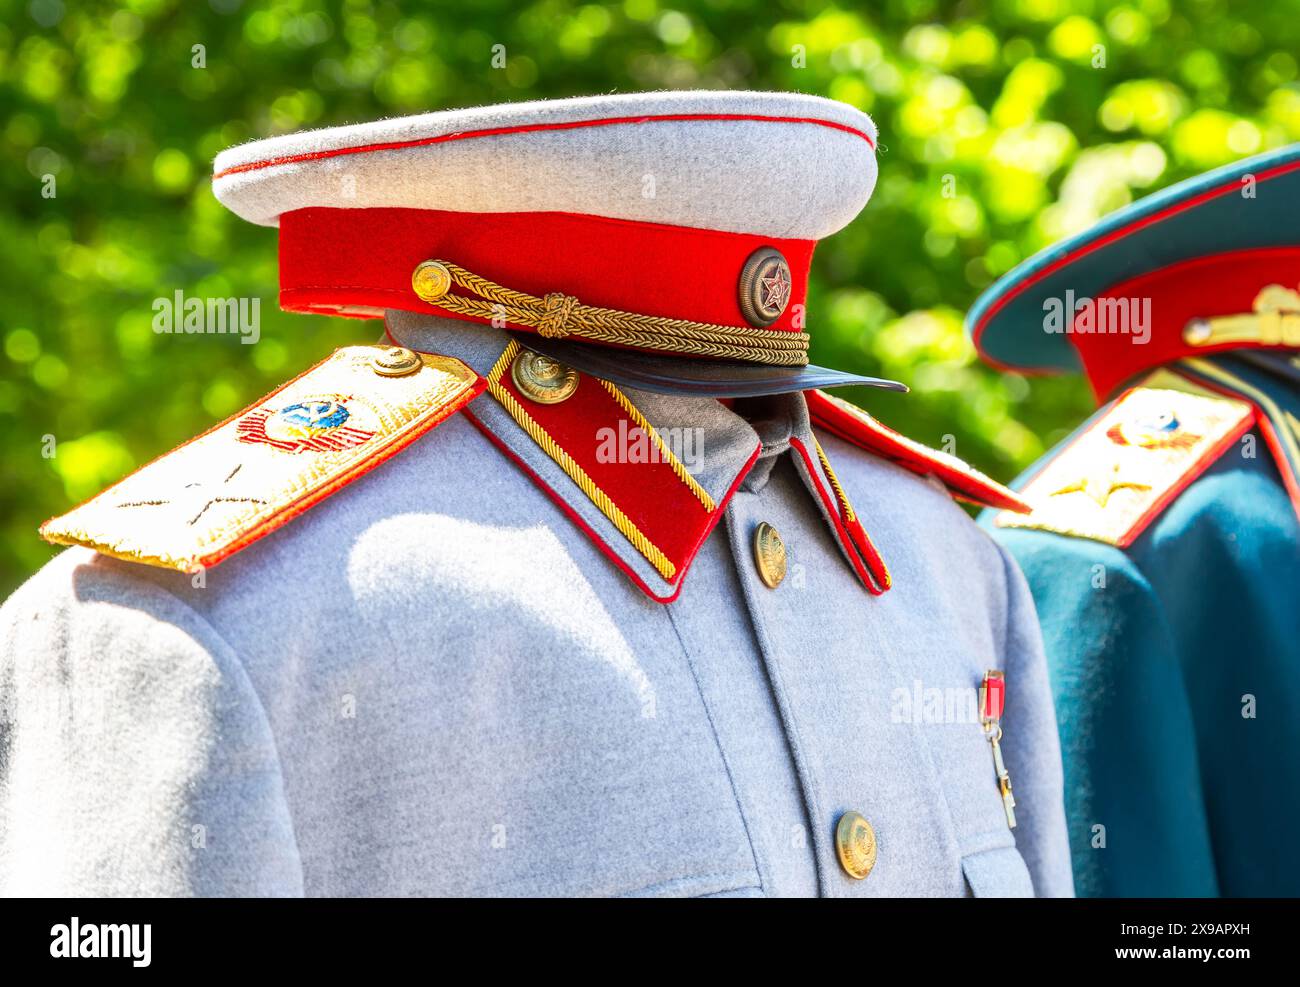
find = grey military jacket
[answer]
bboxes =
[0,314,1073,897]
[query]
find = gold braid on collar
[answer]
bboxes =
[410,259,810,367]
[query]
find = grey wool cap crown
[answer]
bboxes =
[212,90,880,239]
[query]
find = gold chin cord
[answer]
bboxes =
[409,259,810,367]
[1182,283,1300,349]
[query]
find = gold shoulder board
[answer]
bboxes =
[994,369,1254,547]
[41,345,484,572]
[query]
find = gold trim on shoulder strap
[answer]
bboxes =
[994,369,1254,547]
[40,345,482,571]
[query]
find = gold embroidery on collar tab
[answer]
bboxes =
[40,346,481,571]
[595,378,714,511]
[814,438,857,524]
[814,437,892,592]
[995,369,1253,547]
[485,340,708,582]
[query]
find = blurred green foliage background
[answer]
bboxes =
[4,0,1300,596]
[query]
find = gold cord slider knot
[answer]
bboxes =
[538,292,577,338]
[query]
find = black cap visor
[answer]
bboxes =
[512,333,907,398]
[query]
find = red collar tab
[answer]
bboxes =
[1068,247,1300,399]
[441,335,903,602]
[279,207,816,352]
[806,390,1031,513]
[790,435,892,594]
[462,338,760,603]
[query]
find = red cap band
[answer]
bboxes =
[278,207,816,345]
[1069,247,1300,398]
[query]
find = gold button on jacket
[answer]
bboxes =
[752,521,787,588]
[836,811,878,880]
[511,349,580,404]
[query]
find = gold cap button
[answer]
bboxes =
[738,247,793,327]
[370,346,423,377]
[752,521,787,589]
[411,260,452,302]
[1183,318,1213,346]
[511,348,579,404]
[835,811,877,880]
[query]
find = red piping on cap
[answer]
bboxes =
[213,112,876,180]
[970,156,1300,376]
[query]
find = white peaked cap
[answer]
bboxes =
[212,90,879,239]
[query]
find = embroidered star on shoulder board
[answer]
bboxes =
[1050,462,1152,508]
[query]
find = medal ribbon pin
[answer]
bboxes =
[980,670,1017,829]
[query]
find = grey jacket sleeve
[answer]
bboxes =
[0,549,303,897]
[994,540,1074,897]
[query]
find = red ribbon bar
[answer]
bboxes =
[981,670,1006,722]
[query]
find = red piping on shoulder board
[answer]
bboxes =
[213,112,876,180]
[1173,370,1300,529]
[40,354,487,571]
[805,390,1030,513]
